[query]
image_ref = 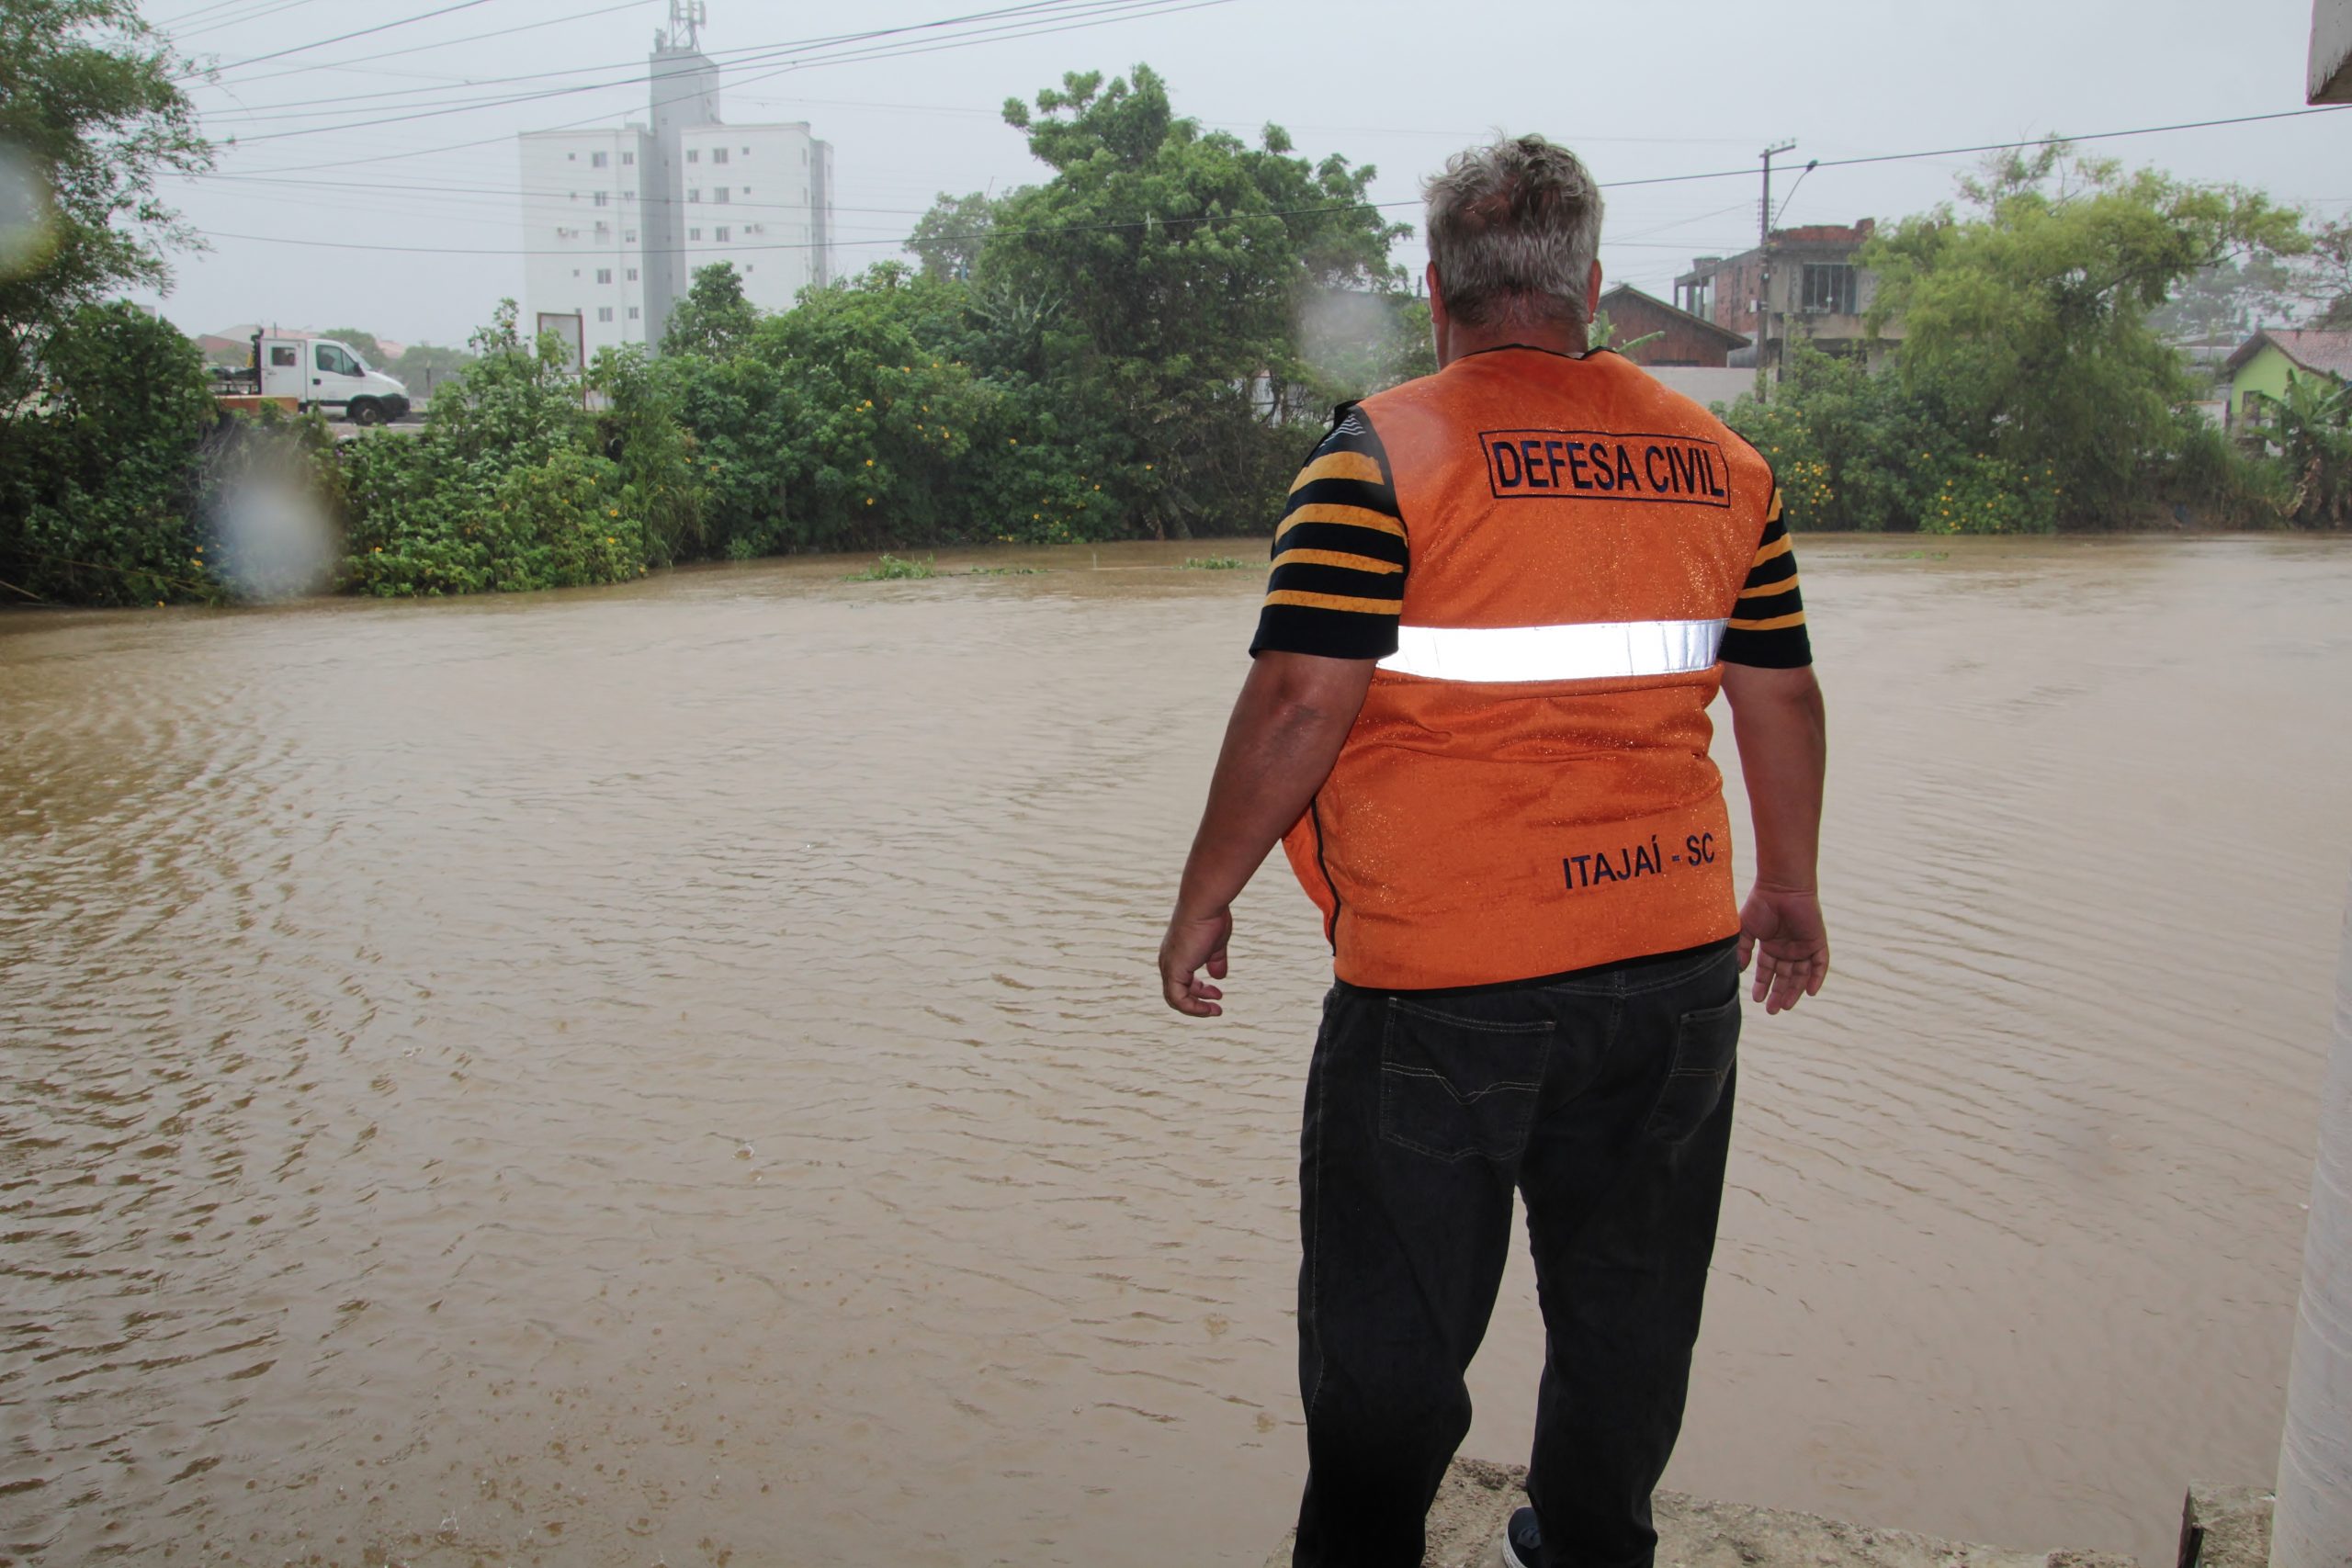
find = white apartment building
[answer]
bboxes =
[676,123,834,320]
[519,5,834,355]
[518,124,655,360]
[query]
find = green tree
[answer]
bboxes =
[385,341,475,399]
[0,299,219,604]
[2306,218,2352,331]
[1865,141,2305,525]
[663,261,761,358]
[588,344,704,564]
[983,65,1410,536]
[2270,372,2351,525]
[0,0,211,408]
[319,325,386,364]
[906,190,1001,282]
[2147,254,2296,345]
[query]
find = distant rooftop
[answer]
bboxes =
[2227,327,2352,380]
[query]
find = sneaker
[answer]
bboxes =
[1501,1505,1543,1568]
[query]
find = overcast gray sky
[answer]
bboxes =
[134,0,2352,347]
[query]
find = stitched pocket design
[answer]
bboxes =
[1377,998,1553,1164]
[1642,996,1741,1145]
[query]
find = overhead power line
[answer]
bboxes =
[183,103,2352,260]
[188,0,1130,95]
[165,0,339,40]
[193,0,657,102]
[176,0,503,80]
[207,0,1234,175]
[197,1,1214,146]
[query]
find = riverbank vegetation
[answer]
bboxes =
[1724,144,2342,534]
[1,18,2346,604]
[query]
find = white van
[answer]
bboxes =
[217,333,413,424]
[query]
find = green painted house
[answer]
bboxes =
[2223,328,2352,433]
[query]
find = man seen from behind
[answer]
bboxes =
[1158,135,1831,1568]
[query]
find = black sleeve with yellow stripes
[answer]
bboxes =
[1249,403,1407,660]
[1718,493,1813,669]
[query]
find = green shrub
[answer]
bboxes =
[0,300,220,604]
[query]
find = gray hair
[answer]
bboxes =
[1423,135,1605,330]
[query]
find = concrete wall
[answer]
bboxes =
[1645,366,1757,410]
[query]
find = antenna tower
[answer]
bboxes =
[662,0,706,51]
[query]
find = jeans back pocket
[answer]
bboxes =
[1642,996,1741,1145]
[1378,998,1553,1164]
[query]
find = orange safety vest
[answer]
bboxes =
[1281,347,1775,990]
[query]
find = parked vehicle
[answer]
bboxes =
[209,333,412,425]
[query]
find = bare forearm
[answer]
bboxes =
[1175,660,1366,917]
[1727,673,1826,890]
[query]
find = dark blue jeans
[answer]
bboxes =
[1291,942,1742,1568]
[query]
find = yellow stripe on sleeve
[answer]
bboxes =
[1288,451,1386,492]
[1766,489,1784,524]
[1726,610,1807,632]
[1737,571,1800,598]
[1262,590,1405,615]
[1750,535,1793,567]
[1275,503,1408,541]
[1272,547,1404,575]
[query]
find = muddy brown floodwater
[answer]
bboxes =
[3,535,2348,1568]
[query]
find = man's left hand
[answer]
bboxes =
[1159,906,1233,1017]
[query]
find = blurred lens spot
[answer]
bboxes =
[209,476,335,602]
[0,141,55,282]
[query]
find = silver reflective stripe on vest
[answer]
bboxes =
[1376,619,1727,683]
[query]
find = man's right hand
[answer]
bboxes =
[1159,904,1234,1018]
[1737,884,1829,1015]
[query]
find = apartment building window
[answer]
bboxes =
[598,307,614,322]
[686,148,699,163]
[1801,263,1859,315]
[626,267,638,281]
[596,268,613,284]
[715,225,730,242]
[687,188,701,203]
[624,229,637,243]
[628,306,640,320]
[621,151,634,165]
[623,190,635,202]
[593,190,607,207]
[688,227,702,241]
[713,187,730,204]
[594,221,609,239]
[591,151,608,168]
[711,147,729,164]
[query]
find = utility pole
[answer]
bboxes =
[1755,141,1795,403]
